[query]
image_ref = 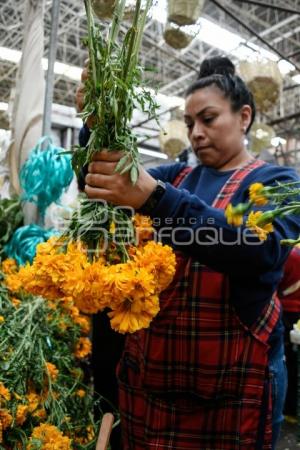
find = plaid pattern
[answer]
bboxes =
[118,159,280,449]
[278,247,300,313]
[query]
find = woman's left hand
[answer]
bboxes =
[85,150,157,209]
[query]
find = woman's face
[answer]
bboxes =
[184,86,251,169]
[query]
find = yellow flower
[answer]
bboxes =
[32,407,47,420]
[1,258,18,275]
[75,389,86,398]
[45,362,59,382]
[74,337,92,359]
[134,241,176,292]
[133,214,154,242]
[0,409,12,430]
[27,424,71,449]
[16,404,28,425]
[249,182,269,206]
[0,382,11,402]
[26,392,40,413]
[73,315,91,334]
[246,211,274,241]
[108,293,160,334]
[225,204,244,227]
[0,316,4,324]
[109,221,116,234]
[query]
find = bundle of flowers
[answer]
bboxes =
[225,181,300,242]
[0,263,106,449]
[5,214,176,334]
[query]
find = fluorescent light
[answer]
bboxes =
[271,137,287,146]
[292,74,300,85]
[0,102,8,111]
[0,46,21,63]
[138,147,168,159]
[0,46,81,82]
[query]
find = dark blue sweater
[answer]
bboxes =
[78,125,300,355]
[148,162,300,327]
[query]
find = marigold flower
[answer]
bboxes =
[246,211,274,241]
[133,214,154,242]
[1,258,18,275]
[26,392,40,413]
[73,315,91,334]
[0,316,4,324]
[45,362,59,382]
[16,404,28,425]
[75,389,86,398]
[109,293,160,334]
[224,203,244,227]
[0,382,11,402]
[0,409,12,430]
[27,423,71,449]
[134,241,176,292]
[74,337,92,359]
[249,182,269,206]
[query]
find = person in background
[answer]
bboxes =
[79,56,300,449]
[278,245,300,422]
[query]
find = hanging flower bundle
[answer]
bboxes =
[47,0,176,333]
[0,263,107,449]
[225,181,300,243]
[5,214,176,334]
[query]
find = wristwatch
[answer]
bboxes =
[139,180,166,215]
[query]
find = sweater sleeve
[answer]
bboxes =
[149,166,300,276]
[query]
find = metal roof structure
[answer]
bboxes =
[1,0,300,146]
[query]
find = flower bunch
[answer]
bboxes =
[0,270,108,449]
[225,181,300,242]
[4,215,176,334]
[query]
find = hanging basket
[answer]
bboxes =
[91,0,115,20]
[168,0,205,26]
[159,120,190,159]
[163,24,194,49]
[250,123,275,154]
[239,60,282,112]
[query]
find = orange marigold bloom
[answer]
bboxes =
[0,382,11,402]
[133,214,154,243]
[0,409,12,430]
[45,362,59,382]
[73,315,91,334]
[74,337,92,359]
[134,241,176,292]
[75,389,86,398]
[26,392,40,413]
[108,293,160,334]
[27,423,71,449]
[1,259,18,275]
[16,404,28,426]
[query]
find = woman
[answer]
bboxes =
[83,57,300,449]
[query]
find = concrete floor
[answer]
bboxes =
[277,420,300,450]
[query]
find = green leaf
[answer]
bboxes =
[114,155,129,172]
[130,165,139,184]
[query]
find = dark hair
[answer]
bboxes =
[185,56,256,133]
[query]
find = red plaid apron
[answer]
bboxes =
[118,159,281,449]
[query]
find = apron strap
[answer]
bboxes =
[212,158,266,209]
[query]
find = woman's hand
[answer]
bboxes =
[85,150,157,209]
